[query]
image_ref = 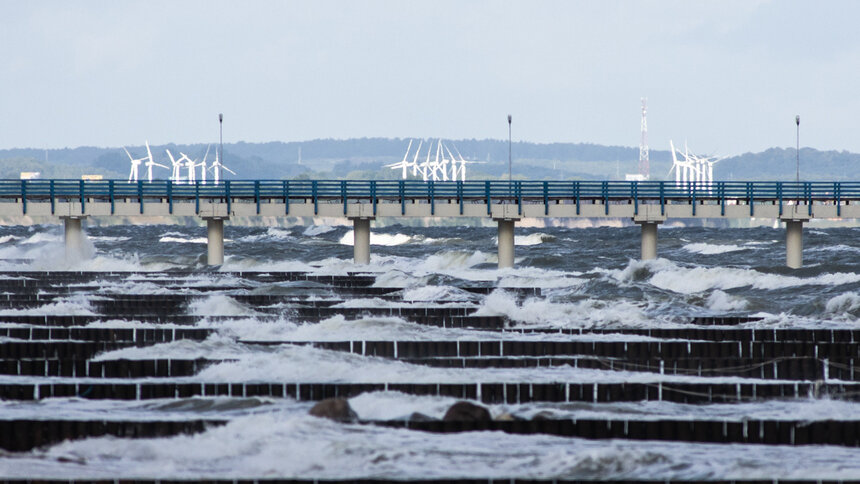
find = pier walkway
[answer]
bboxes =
[3,179,859,268]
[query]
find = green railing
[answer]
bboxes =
[2,180,858,217]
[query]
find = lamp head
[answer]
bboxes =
[507,114,512,124]
[219,113,223,123]
[795,115,800,126]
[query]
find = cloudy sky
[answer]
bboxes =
[1,1,858,155]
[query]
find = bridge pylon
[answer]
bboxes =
[350,217,374,265]
[60,216,87,263]
[204,217,227,266]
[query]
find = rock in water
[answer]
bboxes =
[407,412,436,422]
[308,398,358,422]
[442,401,491,421]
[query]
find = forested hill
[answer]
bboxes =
[0,138,856,181]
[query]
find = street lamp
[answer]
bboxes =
[795,115,800,182]
[219,113,224,173]
[507,114,512,192]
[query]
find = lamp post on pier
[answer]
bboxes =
[795,115,800,182]
[219,113,224,170]
[507,114,512,194]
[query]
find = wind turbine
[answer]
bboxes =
[668,140,720,189]
[197,145,210,185]
[143,141,167,182]
[178,152,197,184]
[436,140,450,181]
[123,146,147,183]
[165,149,184,183]
[208,150,236,184]
[447,143,483,182]
[386,139,415,179]
[425,139,445,181]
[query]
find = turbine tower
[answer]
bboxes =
[143,141,167,182]
[209,150,236,184]
[639,98,649,180]
[123,145,148,183]
[388,139,480,182]
[165,149,184,183]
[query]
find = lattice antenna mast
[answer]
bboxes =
[639,98,649,180]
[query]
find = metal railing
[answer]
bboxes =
[2,179,858,217]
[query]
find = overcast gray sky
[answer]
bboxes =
[2,0,859,155]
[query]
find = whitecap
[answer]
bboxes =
[339,231,413,246]
[159,236,209,244]
[682,243,745,255]
[303,225,336,236]
[603,259,860,294]
[705,290,748,311]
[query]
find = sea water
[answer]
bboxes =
[0,221,859,479]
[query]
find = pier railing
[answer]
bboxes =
[3,179,859,216]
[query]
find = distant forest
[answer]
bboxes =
[0,138,856,181]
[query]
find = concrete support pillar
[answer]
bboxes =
[353,218,371,265]
[206,218,225,265]
[640,222,658,260]
[497,219,515,269]
[785,220,804,269]
[62,217,84,261]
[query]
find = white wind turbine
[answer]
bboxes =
[386,139,416,178]
[196,145,211,185]
[667,140,720,190]
[123,146,147,183]
[143,141,168,182]
[668,140,695,186]
[178,152,198,184]
[208,150,236,184]
[165,149,184,183]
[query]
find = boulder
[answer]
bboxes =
[442,401,491,421]
[407,412,436,422]
[308,398,358,422]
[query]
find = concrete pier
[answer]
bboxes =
[497,219,516,269]
[639,222,659,260]
[62,217,84,261]
[206,218,225,265]
[785,220,804,269]
[352,218,371,265]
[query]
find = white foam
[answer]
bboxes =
[496,266,586,289]
[159,236,209,244]
[0,295,97,316]
[188,295,261,317]
[825,292,860,318]
[220,258,317,273]
[193,343,777,384]
[303,225,336,236]
[339,230,414,246]
[603,258,860,295]
[401,285,475,302]
[473,290,652,328]
[94,334,252,361]
[236,228,293,243]
[11,409,860,479]
[810,244,860,254]
[514,233,556,246]
[88,236,132,243]
[706,290,749,312]
[682,243,745,255]
[18,231,62,245]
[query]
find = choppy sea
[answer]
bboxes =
[1,221,860,480]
